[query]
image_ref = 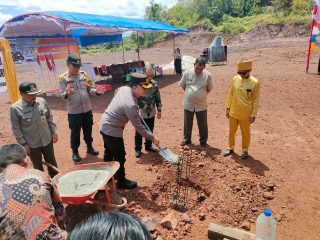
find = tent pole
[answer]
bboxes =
[173,34,176,75]
[136,31,140,66]
[63,22,71,54]
[122,38,125,63]
[306,19,315,73]
[173,34,176,52]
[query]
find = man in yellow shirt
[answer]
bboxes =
[223,60,260,160]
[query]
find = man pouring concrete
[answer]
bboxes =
[99,73,160,189]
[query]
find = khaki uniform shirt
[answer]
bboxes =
[225,75,260,121]
[179,69,214,112]
[58,71,97,114]
[10,97,57,148]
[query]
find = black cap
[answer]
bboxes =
[130,73,152,89]
[66,54,82,67]
[19,82,42,95]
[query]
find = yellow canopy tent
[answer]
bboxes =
[0,39,19,103]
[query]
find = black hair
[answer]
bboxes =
[68,212,152,240]
[0,144,26,168]
[129,82,138,88]
[195,57,206,66]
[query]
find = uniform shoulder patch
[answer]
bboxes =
[58,72,69,81]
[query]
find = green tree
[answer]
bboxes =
[272,0,293,14]
[209,0,236,24]
[165,3,198,27]
[292,0,313,14]
[193,0,212,20]
[233,0,272,17]
[145,0,166,21]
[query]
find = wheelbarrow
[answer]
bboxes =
[43,161,127,211]
[140,116,181,164]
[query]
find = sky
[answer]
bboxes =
[0,0,178,26]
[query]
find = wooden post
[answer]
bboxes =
[136,31,140,66]
[173,35,176,75]
[208,223,256,240]
[122,38,125,63]
[173,34,176,53]
[63,22,71,54]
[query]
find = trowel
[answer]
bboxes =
[140,116,181,164]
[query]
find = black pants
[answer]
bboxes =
[135,117,155,150]
[174,59,182,74]
[68,111,93,150]
[29,141,58,178]
[318,57,320,73]
[101,132,126,181]
[183,109,208,144]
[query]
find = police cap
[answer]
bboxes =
[66,54,82,67]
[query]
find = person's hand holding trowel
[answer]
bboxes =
[152,136,159,146]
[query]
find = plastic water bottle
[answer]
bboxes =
[256,209,277,240]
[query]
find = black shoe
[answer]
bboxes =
[241,152,249,160]
[134,149,141,158]
[145,146,157,152]
[87,146,99,155]
[200,142,207,148]
[223,149,234,157]
[117,178,137,189]
[181,140,191,146]
[72,149,81,162]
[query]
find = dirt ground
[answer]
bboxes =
[0,34,320,239]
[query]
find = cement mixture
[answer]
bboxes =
[57,169,111,196]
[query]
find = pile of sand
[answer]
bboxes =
[161,55,196,71]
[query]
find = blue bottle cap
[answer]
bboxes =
[264,209,272,216]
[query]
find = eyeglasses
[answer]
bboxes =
[237,71,249,76]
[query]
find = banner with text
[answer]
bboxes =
[7,38,80,64]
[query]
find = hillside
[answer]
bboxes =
[150,22,310,50]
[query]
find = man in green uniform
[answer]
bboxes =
[10,82,59,177]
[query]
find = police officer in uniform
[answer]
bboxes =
[10,82,59,177]
[59,54,105,162]
[99,73,160,189]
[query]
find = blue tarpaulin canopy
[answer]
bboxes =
[0,11,189,46]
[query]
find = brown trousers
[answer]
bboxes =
[29,141,58,177]
[183,109,208,144]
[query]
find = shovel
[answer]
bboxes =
[140,116,181,164]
